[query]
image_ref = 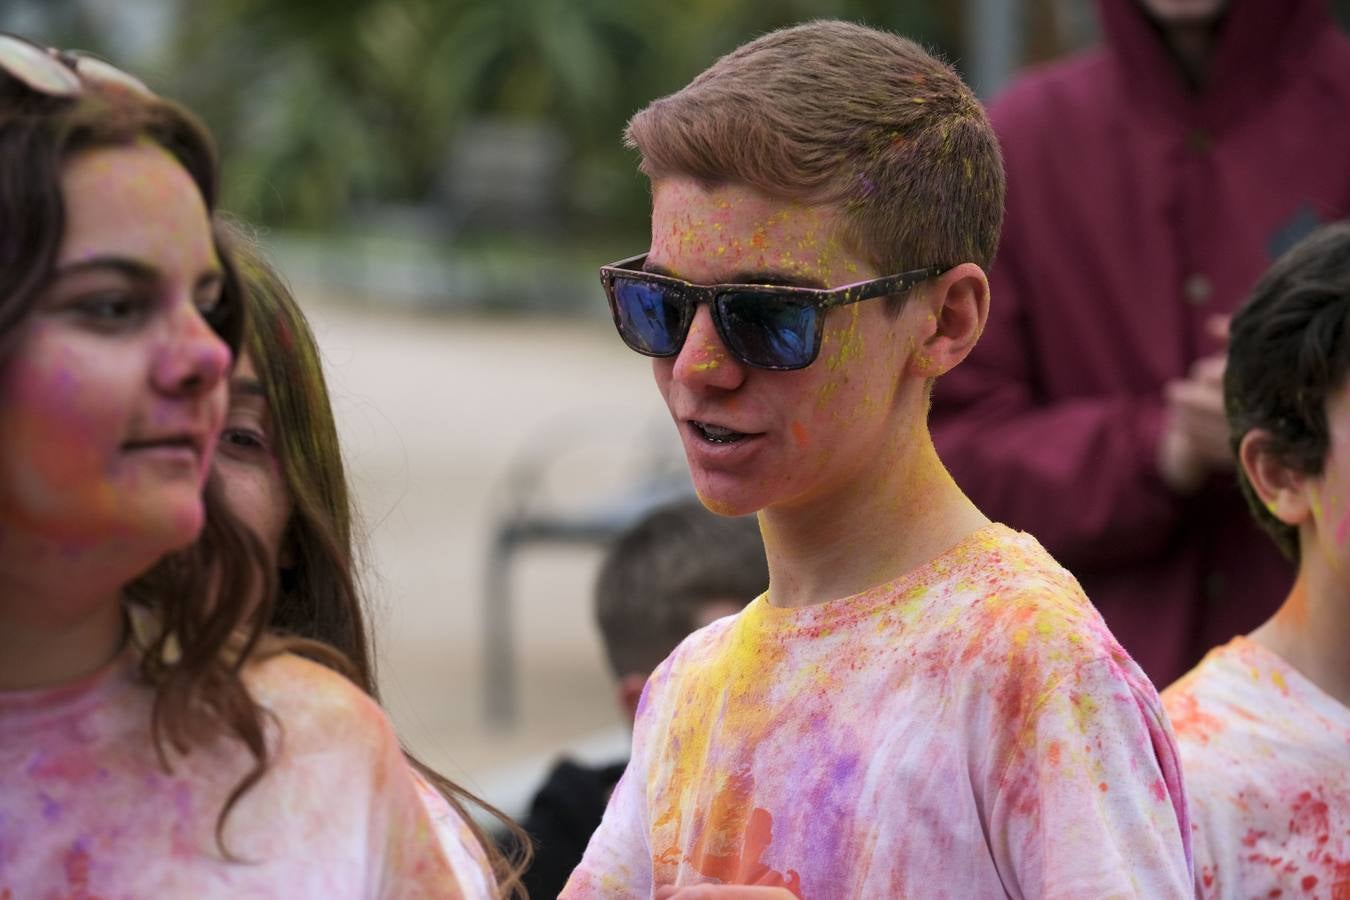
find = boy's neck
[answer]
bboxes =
[0,536,133,691]
[758,425,989,610]
[1249,570,1350,708]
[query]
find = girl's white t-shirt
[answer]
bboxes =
[0,645,494,898]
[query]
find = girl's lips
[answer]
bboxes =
[121,434,209,471]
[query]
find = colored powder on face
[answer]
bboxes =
[1335,506,1350,546]
[791,422,809,448]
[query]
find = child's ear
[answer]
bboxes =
[1239,429,1313,526]
[907,262,989,378]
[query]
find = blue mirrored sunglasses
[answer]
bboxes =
[600,253,946,371]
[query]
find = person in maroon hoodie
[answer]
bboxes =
[932,0,1350,687]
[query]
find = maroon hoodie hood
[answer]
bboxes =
[1099,0,1335,126]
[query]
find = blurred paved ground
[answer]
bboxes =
[298,291,681,816]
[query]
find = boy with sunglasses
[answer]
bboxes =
[564,20,1192,898]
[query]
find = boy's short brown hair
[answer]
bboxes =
[625,20,1005,279]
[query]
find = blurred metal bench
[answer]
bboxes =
[482,415,692,727]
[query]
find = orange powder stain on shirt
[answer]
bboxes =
[1162,687,1226,744]
[687,772,803,896]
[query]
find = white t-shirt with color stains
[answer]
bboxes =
[1163,637,1350,900]
[563,524,1193,899]
[0,646,492,898]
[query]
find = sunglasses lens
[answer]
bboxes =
[611,277,686,356]
[718,291,818,369]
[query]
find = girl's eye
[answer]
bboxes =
[196,290,226,325]
[221,427,267,452]
[75,292,145,324]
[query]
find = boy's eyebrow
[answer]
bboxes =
[642,260,829,290]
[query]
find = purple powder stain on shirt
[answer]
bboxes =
[40,792,62,823]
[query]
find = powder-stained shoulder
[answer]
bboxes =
[0,648,484,899]
[1163,638,1350,899]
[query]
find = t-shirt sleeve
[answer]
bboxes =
[560,679,659,898]
[364,713,483,899]
[985,657,1193,899]
[409,769,497,899]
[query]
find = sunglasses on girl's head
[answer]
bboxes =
[600,253,946,371]
[0,32,151,99]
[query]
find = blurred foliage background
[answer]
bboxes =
[9,0,1350,312]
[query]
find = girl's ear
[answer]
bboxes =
[1239,429,1313,526]
[906,262,989,378]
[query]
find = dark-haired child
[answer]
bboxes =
[1162,222,1350,899]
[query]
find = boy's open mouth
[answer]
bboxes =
[692,421,749,444]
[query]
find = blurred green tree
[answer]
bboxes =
[165,0,950,233]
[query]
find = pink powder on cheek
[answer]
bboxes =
[1335,507,1350,546]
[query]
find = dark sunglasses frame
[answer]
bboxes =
[0,31,151,99]
[600,253,946,371]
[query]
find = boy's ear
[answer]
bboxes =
[908,262,989,378]
[617,672,649,725]
[1239,429,1313,526]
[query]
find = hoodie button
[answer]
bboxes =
[1184,274,1212,306]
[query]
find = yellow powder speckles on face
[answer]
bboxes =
[823,306,865,373]
[815,378,842,409]
[691,359,720,372]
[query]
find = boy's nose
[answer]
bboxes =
[671,306,746,390]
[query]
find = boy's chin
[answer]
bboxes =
[691,480,764,518]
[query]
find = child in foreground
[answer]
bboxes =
[564,20,1191,899]
[1162,222,1350,899]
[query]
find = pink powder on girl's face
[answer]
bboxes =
[0,144,230,555]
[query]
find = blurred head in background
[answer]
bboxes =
[595,499,769,720]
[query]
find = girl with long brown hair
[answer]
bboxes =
[212,218,529,897]
[0,34,473,897]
